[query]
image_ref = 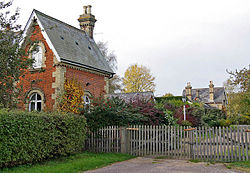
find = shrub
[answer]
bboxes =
[130,98,166,125]
[0,109,86,168]
[238,114,250,125]
[84,97,168,131]
[219,119,231,126]
[155,102,178,125]
[201,109,226,126]
[181,120,193,126]
[57,78,84,114]
[84,97,147,131]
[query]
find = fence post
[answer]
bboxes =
[184,127,196,159]
[120,127,127,153]
[120,127,131,154]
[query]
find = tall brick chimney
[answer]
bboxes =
[209,81,214,102]
[185,82,192,100]
[196,89,199,98]
[78,5,97,39]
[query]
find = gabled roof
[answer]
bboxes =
[182,87,226,103]
[108,92,154,103]
[23,9,114,75]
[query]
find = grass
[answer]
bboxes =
[154,156,169,159]
[226,161,250,173]
[1,152,135,173]
[189,159,250,172]
[189,159,201,163]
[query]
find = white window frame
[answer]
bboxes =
[32,46,42,68]
[83,95,91,112]
[84,95,90,106]
[29,93,42,111]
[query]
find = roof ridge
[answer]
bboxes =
[29,9,114,75]
[192,87,224,90]
[33,9,86,35]
[110,91,154,95]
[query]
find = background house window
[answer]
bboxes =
[29,93,42,111]
[32,46,42,68]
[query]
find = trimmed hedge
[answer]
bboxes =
[0,109,86,168]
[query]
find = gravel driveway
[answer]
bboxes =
[84,157,246,173]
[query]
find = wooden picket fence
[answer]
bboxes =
[85,125,249,162]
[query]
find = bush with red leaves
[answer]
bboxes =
[129,97,166,125]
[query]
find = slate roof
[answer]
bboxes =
[28,9,114,75]
[108,92,154,103]
[182,87,226,103]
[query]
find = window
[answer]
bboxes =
[32,46,42,68]
[84,95,90,105]
[83,95,90,111]
[29,93,42,111]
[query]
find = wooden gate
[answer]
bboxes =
[86,125,249,162]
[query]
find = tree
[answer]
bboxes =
[97,41,122,93]
[123,64,156,93]
[226,66,249,92]
[224,66,250,124]
[109,74,122,93]
[0,1,33,108]
[163,93,174,97]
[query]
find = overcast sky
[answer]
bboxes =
[11,0,250,96]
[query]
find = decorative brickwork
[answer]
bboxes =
[18,24,56,111]
[18,23,109,111]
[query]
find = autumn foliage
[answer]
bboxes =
[58,78,84,114]
[123,64,156,93]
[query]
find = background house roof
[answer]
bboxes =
[108,92,154,103]
[182,87,226,103]
[33,9,114,75]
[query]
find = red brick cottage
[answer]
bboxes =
[18,6,114,111]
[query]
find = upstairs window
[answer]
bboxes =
[32,46,42,68]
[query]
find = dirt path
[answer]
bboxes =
[84,157,246,173]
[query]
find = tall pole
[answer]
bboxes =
[183,105,186,121]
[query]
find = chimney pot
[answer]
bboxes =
[78,5,96,39]
[83,6,87,14]
[196,89,199,98]
[185,82,192,100]
[87,5,92,14]
[6,24,10,31]
[209,81,214,102]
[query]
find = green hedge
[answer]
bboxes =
[155,96,183,103]
[0,109,86,168]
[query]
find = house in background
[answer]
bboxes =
[18,5,114,111]
[182,81,227,110]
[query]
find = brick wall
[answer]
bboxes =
[18,24,56,111]
[65,67,106,98]
[18,23,107,111]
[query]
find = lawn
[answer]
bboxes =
[189,159,250,172]
[227,161,250,173]
[1,152,135,173]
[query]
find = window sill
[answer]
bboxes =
[29,67,45,73]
